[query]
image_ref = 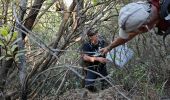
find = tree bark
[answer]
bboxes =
[22,0,45,39]
[0,0,45,99]
[17,0,28,99]
[0,0,10,99]
[0,59,13,100]
[20,0,45,99]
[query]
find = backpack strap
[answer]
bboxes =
[147,0,160,9]
[160,0,170,20]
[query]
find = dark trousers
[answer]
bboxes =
[85,65,108,86]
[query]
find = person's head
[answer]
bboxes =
[87,29,99,44]
[118,2,150,39]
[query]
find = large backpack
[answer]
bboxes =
[149,0,170,43]
[148,0,170,22]
[149,0,170,15]
[149,0,160,9]
[160,0,170,21]
[158,0,170,42]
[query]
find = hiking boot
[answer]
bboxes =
[101,82,109,90]
[86,86,97,92]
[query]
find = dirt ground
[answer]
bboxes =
[58,86,160,100]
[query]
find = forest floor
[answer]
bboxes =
[58,86,164,100]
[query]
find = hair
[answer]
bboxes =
[87,29,98,37]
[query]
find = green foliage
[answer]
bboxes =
[0,26,9,37]
[0,25,24,62]
[0,40,4,46]
[12,31,18,41]
[92,0,98,5]
[33,12,61,44]
[0,56,5,60]
[0,26,18,46]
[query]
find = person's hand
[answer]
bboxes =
[99,47,109,55]
[96,57,108,63]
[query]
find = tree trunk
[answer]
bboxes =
[0,0,45,99]
[17,0,28,99]
[0,59,13,100]
[0,0,10,99]
[22,0,45,39]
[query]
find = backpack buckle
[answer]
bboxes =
[160,0,164,5]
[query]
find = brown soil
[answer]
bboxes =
[58,86,160,100]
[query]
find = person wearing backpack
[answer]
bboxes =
[81,29,108,92]
[151,0,170,37]
[100,0,170,54]
[99,0,170,96]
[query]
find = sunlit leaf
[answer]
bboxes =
[7,51,12,55]
[6,57,12,60]
[5,33,11,42]
[0,27,8,37]
[0,56,5,60]
[17,49,27,53]
[92,0,97,5]
[11,38,22,46]
[12,31,18,41]
[75,37,82,42]
[15,53,24,59]
[0,40,4,46]
[11,45,18,52]
[15,57,19,62]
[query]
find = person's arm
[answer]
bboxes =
[82,54,108,63]
[100,32,139,54]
